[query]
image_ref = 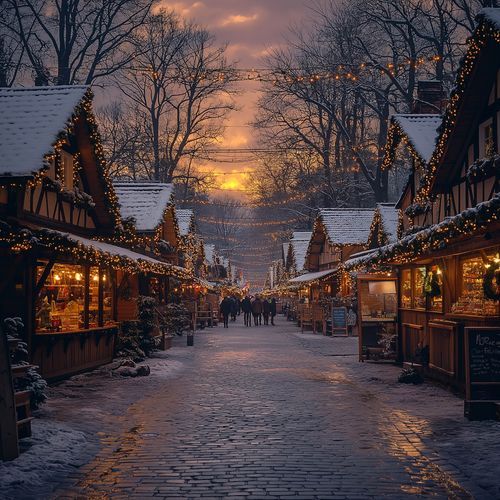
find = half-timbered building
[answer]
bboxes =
[0,86,188,379]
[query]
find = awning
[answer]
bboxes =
[289,269,338,284]
[0,222,191,279]
[56,231,189,278]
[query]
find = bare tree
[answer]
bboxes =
[118,10,237,183]
[2,0,152,85]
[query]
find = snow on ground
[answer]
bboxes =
[290,331,500,499]
[0,345,189,500]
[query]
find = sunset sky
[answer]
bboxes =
[154,0,311,195]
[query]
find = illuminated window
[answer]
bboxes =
[61,150,74,190]
[479,119,494,158]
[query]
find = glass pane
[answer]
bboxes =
[451,255,498,316]
[413,267,426,309]
[401,269,412,309]
[426,265,443,312]
[36,262,85,332]
[102,268,114,325]
[359,280,397,321]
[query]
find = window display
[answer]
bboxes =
[401,269,412,308]
[359,280,397,321]
[425,265,443,312]
[36,262,85,332]
[413,267,426,309]
[451,255,499,316]
[36,261,115,333]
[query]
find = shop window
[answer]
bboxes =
[35,262,85,332]
[451,254,499,316]
[425,265,443,312]
[401,269,412,309]
[413,267,426,309]
[61,150,74,190]
[360,280,397,320]
[479,119,494,158]
[36,262,115,333]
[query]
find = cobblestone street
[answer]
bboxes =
[39,317,497,500]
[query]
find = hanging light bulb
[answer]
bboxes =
[75,272,82,281]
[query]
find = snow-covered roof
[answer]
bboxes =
[290,231,312,272]
[204,243,215,263]
[176,209,194,236]
[319,209,374,246]
[479,8,500,29]
[0,85,88,177]
[392,114,442,163]
[54,231,186,274]
[377,204,399,243]
[114,182,174,232]
[289,269,337,284]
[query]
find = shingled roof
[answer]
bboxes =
[377,204,399,244]
[290,231,312,272]
[391,114,442,163]
[319,208,374,246]
[0,85,88,177]
[114,182,174,232]
[176,209,194,236]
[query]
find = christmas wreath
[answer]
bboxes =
[483,263,500,301]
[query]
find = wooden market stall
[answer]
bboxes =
[346,10,500,399]
[0,86,190,379]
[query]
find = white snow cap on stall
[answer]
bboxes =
[319,208,374,246]
[479,8,500,29]
[377,204,399,243]
[289,269,337,284]
[176,209,194,236]
[204,243,215,264]
[392,114,442,163]
[114,182,174,232]
[290,231,312,273]
[0,85,88,177]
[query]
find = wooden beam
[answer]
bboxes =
[34,259,55,297]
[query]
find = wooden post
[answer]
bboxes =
[0,325,19,461]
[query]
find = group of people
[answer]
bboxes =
[219,295,277,328]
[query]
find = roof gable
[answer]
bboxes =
[319,208,374,246]
[419,9,500,197]
[0,86,88,177]
[176,208,194,236]
[114,182,174,232]
[290,231,312,272]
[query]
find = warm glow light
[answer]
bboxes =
[436,268,442,275]
[75,272,82,281]
[93,275,99,282]
[54,274,61,281]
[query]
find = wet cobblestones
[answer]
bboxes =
[52,319,488,499]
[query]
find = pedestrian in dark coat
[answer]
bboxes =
[241,296,252,327]
[270,298,277,326]
[252,297,263,326]
[262,299,270,325]
[220,297,232,328]
[230,296,238,322]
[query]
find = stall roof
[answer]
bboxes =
[176,209,194,236]
[377,203,399,243]
[0,86,88,177]
[319,208,374,246]
[114,182,174,232]
[391,114,442,163]
[289,269,337,284]
[290,231,312,272]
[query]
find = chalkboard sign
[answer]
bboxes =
[465,327,500,401]
[332,306,348,336]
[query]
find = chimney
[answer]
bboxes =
[413,80,445,114]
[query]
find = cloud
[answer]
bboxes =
[153,1,204,16]
[220,13,258,27]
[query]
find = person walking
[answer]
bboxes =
[242,296,252,327]
[262,299,270,325]
[220,297,232,328]
[230,296,238,322]
[252,296,263,326]
[270,298,277,326]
